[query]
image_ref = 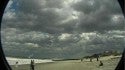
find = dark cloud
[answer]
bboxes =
[3,0,124,34]
[72,0,124,32]
[71,0,101,14]
[1,0,125,58]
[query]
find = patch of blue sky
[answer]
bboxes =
[10,0,19,12]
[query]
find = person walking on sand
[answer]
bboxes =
[30,60,35,70]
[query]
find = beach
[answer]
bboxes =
[7,55,121,70]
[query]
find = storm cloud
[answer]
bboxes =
[1,0,125,58]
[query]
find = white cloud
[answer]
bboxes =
[111,15,124,23]
[3,11,16,20]
[80,32,97,40]
[24,43,39,48]
[58,33,72,41]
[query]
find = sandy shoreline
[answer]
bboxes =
[9,55,121,70]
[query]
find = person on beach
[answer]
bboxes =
[30,60,35,70]
[96,54,100,61]
[90,58,92,62]
[15,61,18,67]
[81,58,83,62]
[99,61,103,66]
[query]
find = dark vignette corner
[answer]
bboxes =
[0,0,12,70]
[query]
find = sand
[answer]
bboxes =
[10,57,120,70]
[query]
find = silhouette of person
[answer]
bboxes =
[99,61,103,66]
[81,58,83,62]
[94,54,99,61]
[30,60,35,70]
[96,54,99,61]
[15,61,18,67]
[90,58,92,62]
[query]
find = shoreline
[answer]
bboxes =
[9,57,120,70]
[7,55,121,65]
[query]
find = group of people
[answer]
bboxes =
[15,57,103,70]
[80,56,103,67]
[15,60,35,70]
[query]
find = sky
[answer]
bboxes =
[1,0,125,59]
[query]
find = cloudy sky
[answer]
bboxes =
[1,0,125,59]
